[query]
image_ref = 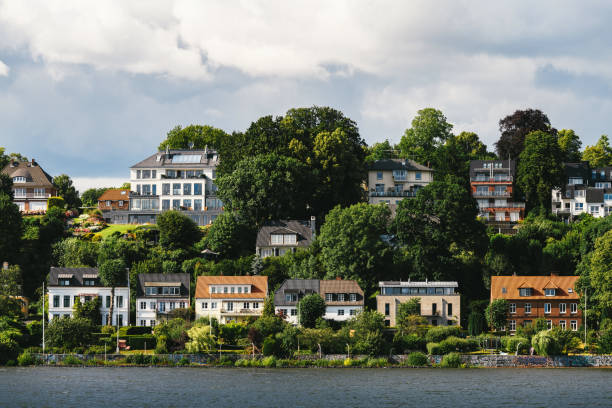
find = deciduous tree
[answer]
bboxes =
[158,124,228,151]
[582,135,612,167]
[157,211,202,250]
[98,259,127,326]
[0,193,23,264]
[298,293,326,328]
[557,129,583,163]
[52,174,81,209]
[398,108,453,166]
[495,109,555,160]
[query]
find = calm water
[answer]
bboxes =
[0,367,611,407]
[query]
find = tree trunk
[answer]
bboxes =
[108,286,115,326]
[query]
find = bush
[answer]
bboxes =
[394,333,427,352]
[262,337,279,357]
[532,330,561,356]
[425,326,461,343]
[17,351,37,366]
[501,336,530,354]
[427,337,478,354]
[62,355,83,365]
[598,328,612,354]
[47,196,65,210]
[155,335,168,354]
[262,356,276,368]
[125,354,151,365]
[125,335,156,350]
[85,346,107,355]
[178,357,190,366]
[405,352,429,366]
[125,326,152,335]
[440,352,462,368]
[366,357,388,368]
[426,342,442,355]
[0,332,20,365]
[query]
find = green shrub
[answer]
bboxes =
[155,335,168,354]
[262,337,279,356]
[125,354,151,365]
[405,352,429,366]
[5,360,16,366]
[47,196,65,209]
[124,335,156,350]
[439,336,478,353]
[62,355,83,366]
[314,359,329,367]
[425,326,461,343]
[84,345,106,355]
[17,351,37,366]
[0,333,20,365]
[426,342,442,355]
[440,352,462,368]
[501,336,530,354]
[126,326,152,335]
[395,333,427,352]
[100,325,116,335]
[366,357,388,368]
[262,356,276,368]
[235,359,249,367]
[178,357,190,366]
[597,328,612,354]
[532,330,560,356]
[328,359,343,367]
[218,355,234,366]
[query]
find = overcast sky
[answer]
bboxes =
[1,1,612,192]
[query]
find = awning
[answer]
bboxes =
[57,274,73,278]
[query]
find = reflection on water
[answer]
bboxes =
[1,367,611,407]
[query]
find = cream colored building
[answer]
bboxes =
[376,281,460,327]
[368,159,434,205]
[195,275,268,324]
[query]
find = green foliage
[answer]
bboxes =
[219,322,247,345]
[262,295,275,318]
[81,188,110,207]
[393,333,427,352]
[98,258,127,288]
[46,317,95,350]
[581,135,612,167]
[396,298,424,335]
[346,310,387,356]
[157,210,202,250]
[485,299,508,331]
[495,109,553,160]
[252,316,284,338]
[0,264,22,296]
[426,337,478,354]
[557,129,582,162]
[467,309,486,336]
[73,296,101,325]
[262,337,279,357]
[261,355,277,367]
[0,295,22,318]
[0,193,23,264]
[398,108,453,165]
[17,351,37,366]
[532,330,561,356]
[0,331,20,364]
[158,124,228,151]
[185,325,216,353]
[47,196,66,210]
[440,352,463,368]
[597,327,612,354]
[52,174,81,209]
[501,336,530,354]
[365,139,395,163]
[62,355,84,365]
[201,211,256,258]
[155,335,168,354]
[298,293,326,328]
[153,318,189,352]
[124,335,156,350]
[52,238,99,267]
[405,352,429,366]
[549,327,581,355]
[580,230,612,320]
[425,326,461,343]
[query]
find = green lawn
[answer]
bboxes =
[94,224,136,239]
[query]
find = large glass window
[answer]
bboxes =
[183,184,191,195]
[544,303,551,314]
[194,183,202,195]
[519,288,532,297]
[173,183,181,195]
[172,199,180,209]
[53,295,60,307]
[162,200,170,210]
[194,199,202,211]
[183,199,192,209]
[524,303,531,314]
[142,170,151,179]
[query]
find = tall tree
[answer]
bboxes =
[0,264,23,296]
[158,125,229,151]
[0,194,23,264]
[398,108,453,166]
[557,129,583,163]
[98,258,127,326]
[156,210,202,250]
[495,109,555,160]
[297,293,326,328]
[582,135,612,167]
[517,131,565,212]
[435,131,494,181]
[81,188,109,207]
[201,211,257,258]
[0,173,13,199]
[365,139,396,163]
[216,153,311,227]
[52,174,81,209]
[583,230,612,320]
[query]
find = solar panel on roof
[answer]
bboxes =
[172,155,201,163]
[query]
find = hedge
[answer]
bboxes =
[119,326,152,336]
[426,337,478,354]
[425,326,462,343]
[124,335,156,350]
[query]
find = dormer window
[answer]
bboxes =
[271,234,297,245]
[211,287,216,294]
[13,176,26,183]
[59,279,71,286]
[244,286,249,293]
[519,288,532,297]
[84,279,96,286]
[545,288,556,296]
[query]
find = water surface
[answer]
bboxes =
[1,367,610,407]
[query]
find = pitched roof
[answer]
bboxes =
[369,158,432,172]
[195,275,268,299]
[563,162,591,180]
[48,267,127,287]
[585,188,604,203]
[130,149,219,169]
[136,273,190,297]
[256,220,314,248]
[1,160,54,188]
[379,281,458,288]
[320,279,365,306]
[490,275,580,301]
[98,189,130,202]
[274,279,320,306]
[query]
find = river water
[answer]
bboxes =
[1,367,610,407]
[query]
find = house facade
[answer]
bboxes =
[274,279,364,324]
[47,267,129,326]
[135,273,190,327]
[490,274,582,333]
[107,148,223,225]
[552,162,612,220]
[256,219,315,258]
[1,159,56,213]
[195,275,268,324]
[368,159,433,205]
[470,160,525,233]
[377,281,460,327]
[98,189,130,219]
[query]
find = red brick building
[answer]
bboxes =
[490,274,582,333]
[98,189,130,211]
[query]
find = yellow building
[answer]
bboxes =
[368,159,434,205]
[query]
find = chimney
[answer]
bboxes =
[2,262,8,270]
[335,276,341,281]
[31,158,36,166]
[551,271,558,277]
[310,216,316,238]
[165,146,170,155]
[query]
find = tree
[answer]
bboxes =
[158,124,228,151]
[517,131,565,211]
[396,299,427,336]
[81,188,109,207]
[98,259,127,326]
[582,135,612,167]
[157,210,202,250]
[46,317,95,350]
[434,131,493,181]
[185,325,216,353]
[317,203,393,294]
[52,238,99,267]
[120,182,131,190]
[216,153,310,227]
[398,108,453,166]
[73,296,101,325]
[201,211,256,259]
[52,174,81,209]
[0,173,13,199]
[365,139,395,163]
[0,264,22,296]
[0,193,23,264]
[262,294,275,318]
[585,230,612,319]
[297,293,326,328]
[557,129,582,163]
[495,109,555,160]
[485,299,508,331]
[531,330,560,356]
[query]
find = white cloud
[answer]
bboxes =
[0,59,8,76]
[73,177,128,194]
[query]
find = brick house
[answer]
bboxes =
[98,189,130,211]
[1,159,56,213]
[490,274,582,333]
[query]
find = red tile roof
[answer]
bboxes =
[491,275,580,301]
[195,275,268,299]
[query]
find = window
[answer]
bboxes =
[244,286,249,293]
[376,171,383,180]
[252,302,259,309]
[501,287,507,294]
[172,199,180,209]
[509,303,516,313]
[286,293,297,302]
[524,303,531,314]
[226,302,233,311]
[271,234,283,245]
[350,309,357,316]
[509,320,516,331]
[560,320,566,330]
[194,183,202,195]
[325,293,333,302]
[194,199,202,211]
[150,302,156,310]
[211,302,217,309]
[559,303,566,314]
[202,302,208,309]
[570,303,578,313]
[243,302,250,309]
[183,199,191,209]
[140,302,146,310]
[519,288,532,297]
[546,320,552,329]
[162,200,170,210]
[13,176,26,183]
[150,320,156,327]
[140,320,146,326]
[605,194,612,201]
[211,287,216,294]
[432,303,437,315]
[589,205,599,215]
[575,202,584,211]
[106,296,111,308]
[52,295,60,308]
[158,302,166,312]
[384,303,390,316]
[544,303,551,314]
[338,309,344,316]
[280,309,287,316]
[142,170,151,179]
[447,304,453,316]
[415,172,422,180]
[570,320,578,331]
[545,288,556,296]
[173,183,181,195]
[183,183,191,195]
[118,314,123,326]
[350,293,357,302]
[136,170,141,179]
[392,170,407,181]
[290,309,297,316]
[230,287,235,294]
[338,294,345,302]
[59,279,70,286]
[14,188,26,197]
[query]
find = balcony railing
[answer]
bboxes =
[473,167,510,172]
[370,191,417,198]
[13,193,52,199]
[160,174,207,179]
[470,177,513,183]
[473,191,511,197]
[480,202,526,209]
[220,309,260,314]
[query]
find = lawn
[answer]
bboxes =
[94,224,136,239]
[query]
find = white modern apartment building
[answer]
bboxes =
[367,159,434,205]
[552,163,612,220]
[135,273,190,327]
[47,267,129,326]
[109,148,223,225]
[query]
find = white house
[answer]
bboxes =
[135,273,190,327]
[47,267,129,326]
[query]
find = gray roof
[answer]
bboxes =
[586,188,604,203]
[379,281,459,288]
[369,159,432,172]
[48,267,128,287]
[256,220,314,248]
[563,162,590,182]
[274,279,320,306]
[2,160,54,188]
[130,149,219,169]
[136,273,190,297]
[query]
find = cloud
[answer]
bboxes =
[0,59,8,76]
[72,177,128,193]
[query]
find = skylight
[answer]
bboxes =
[172,155,201,163]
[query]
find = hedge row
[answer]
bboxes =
[426,337,478,354]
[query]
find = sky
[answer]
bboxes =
[1,0,612,193]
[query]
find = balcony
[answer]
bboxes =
[481,203,525,209]
[473,191,511,198]
[370,191,417,198]
[470,176,513,183]
[473,167,510,172]
[220,308,260,316]
[13,193,51,199]
[161,174,207,179]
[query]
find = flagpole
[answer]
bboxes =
[42,280,45,355]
